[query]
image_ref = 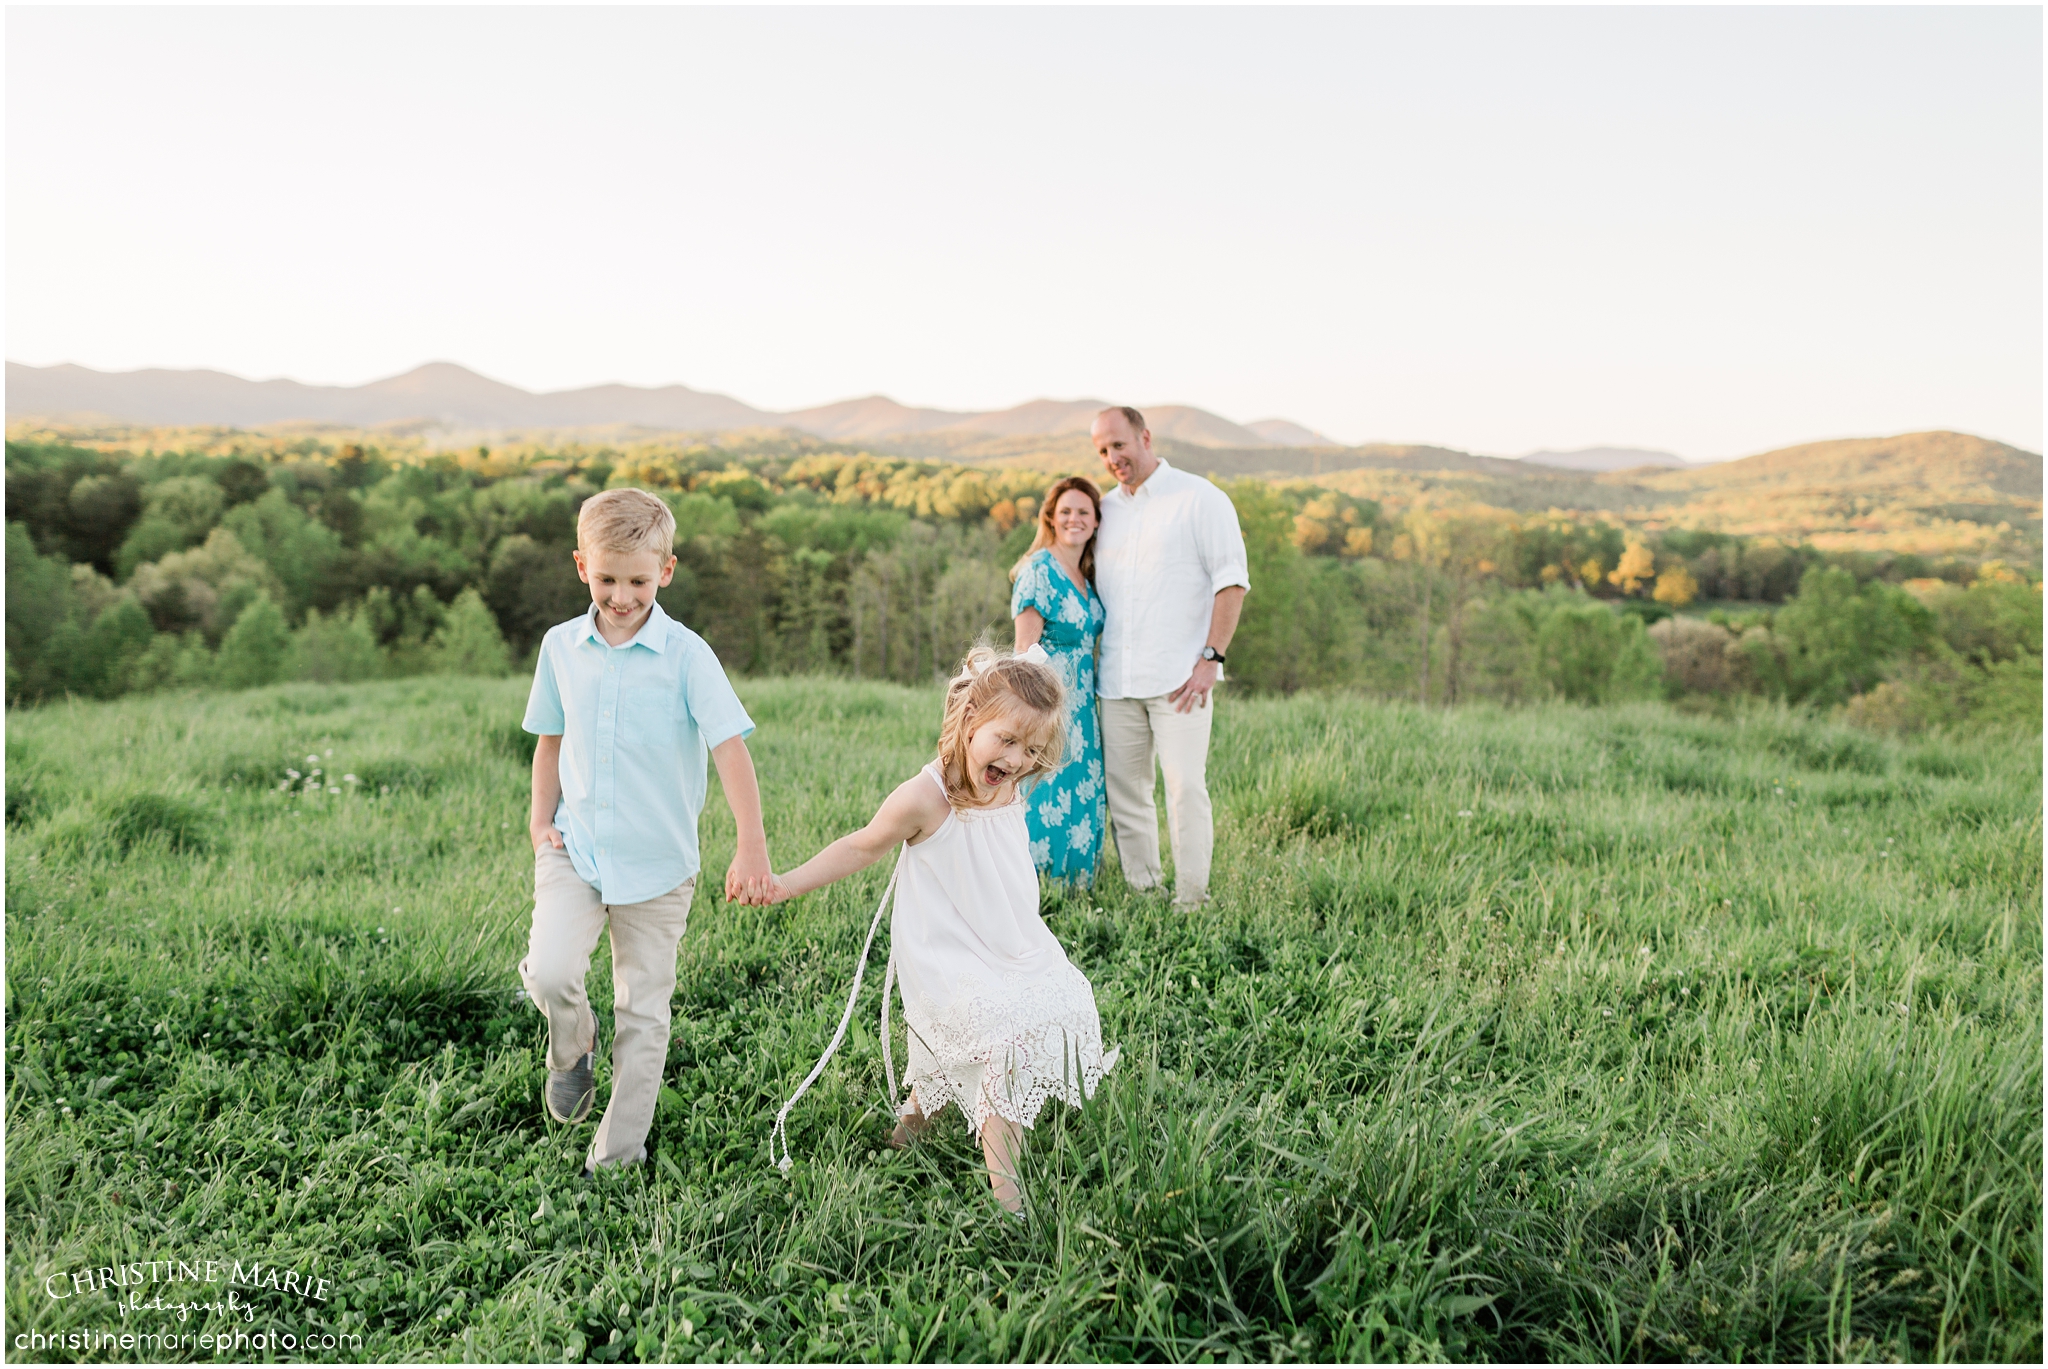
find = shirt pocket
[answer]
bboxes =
[623,672,681,740]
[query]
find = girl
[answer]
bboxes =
[1010,476,1108,887]
[760,647,1119,1213]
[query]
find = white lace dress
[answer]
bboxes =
[891,763,1119,1133]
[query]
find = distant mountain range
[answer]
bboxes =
[4,360,1342,450]
[1514,446,1693,472]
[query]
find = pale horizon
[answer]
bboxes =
[7,6,2041,461]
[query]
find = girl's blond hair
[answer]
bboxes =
[935,645,1066,809]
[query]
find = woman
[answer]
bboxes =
[1010,476,1107,887]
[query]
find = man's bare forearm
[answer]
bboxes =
[1207,586,1246,652]
[1169,587,1250,711]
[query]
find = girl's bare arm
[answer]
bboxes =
[762,774,948,903]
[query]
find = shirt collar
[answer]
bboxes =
[576,600,671,653]
[1118,456,1173,501]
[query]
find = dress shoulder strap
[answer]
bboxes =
[912,763,964,838]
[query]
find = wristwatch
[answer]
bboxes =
[1200,646,1227,664]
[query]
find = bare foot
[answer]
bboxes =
[889,1091,933,1150]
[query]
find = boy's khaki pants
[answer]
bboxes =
[1100,692,1215,906]
[519,844,694,1170]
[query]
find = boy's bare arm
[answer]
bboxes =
[763,775,947,903]
[530,735,565,850]
[711,735,772,902]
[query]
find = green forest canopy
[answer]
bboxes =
[4,430,2038,734]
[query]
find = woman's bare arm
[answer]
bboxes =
[1013,607,1045,652]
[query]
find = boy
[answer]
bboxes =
[519,488,772,1173]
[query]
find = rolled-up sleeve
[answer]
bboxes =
[1196,484,1251,595]
[522,638,566,735]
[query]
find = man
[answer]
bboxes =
[1090,405,1249,909]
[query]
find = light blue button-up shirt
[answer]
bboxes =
[522,602,755,905]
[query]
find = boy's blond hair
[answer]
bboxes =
[577,488,676,556]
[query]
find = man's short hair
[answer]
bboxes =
[577,488,676,556]
[1097,405,1148,437]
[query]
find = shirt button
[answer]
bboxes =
[603,710,611,718]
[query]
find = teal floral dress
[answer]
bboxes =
[1011,548,1107,886]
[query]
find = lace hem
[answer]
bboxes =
[906,1040,1121,1135]
[900,968,1119,1134]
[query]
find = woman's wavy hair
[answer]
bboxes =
[1009,476,1103,584]
[935,645,1066,809]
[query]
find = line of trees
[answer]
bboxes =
[1231,488,2039,730]
[4,434,2039,734]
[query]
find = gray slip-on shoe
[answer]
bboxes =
[545,1052,596,1125]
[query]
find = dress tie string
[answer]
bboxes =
[768,846,904,1174]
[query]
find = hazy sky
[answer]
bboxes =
[7,5,2041,458]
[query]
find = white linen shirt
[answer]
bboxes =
[522,601,754,904]
[1094,459,1251,700]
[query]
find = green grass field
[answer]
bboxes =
[4,678,2040,1362]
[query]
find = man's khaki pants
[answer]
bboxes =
[1100,693,1215,906]
[519,844,694,1170]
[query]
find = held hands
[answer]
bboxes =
[533,826,790,902]
[534,818,790,903]
[730,775,931,908]
[724,846,776,904]
[724,864,794,905]
[1167,656,1222,713]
